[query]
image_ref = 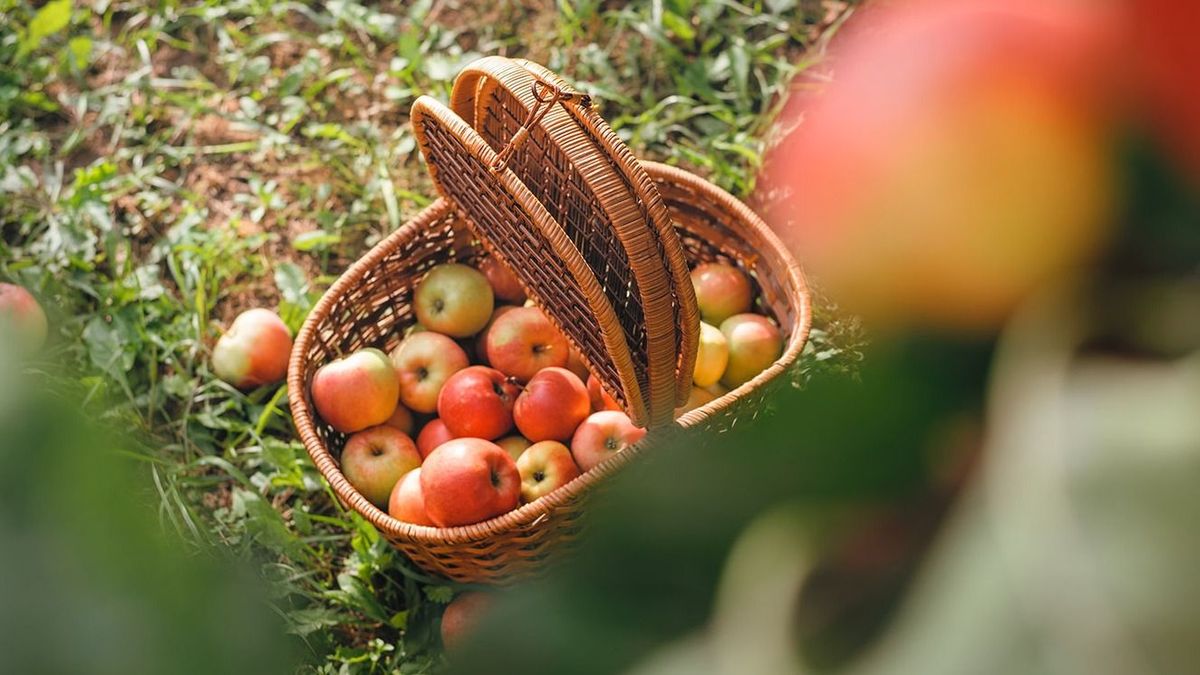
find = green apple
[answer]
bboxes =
[691,321,729,388]
[413,263,494,337]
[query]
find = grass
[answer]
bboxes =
[1,0,859,671]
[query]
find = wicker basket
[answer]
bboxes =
[287,59,812,584]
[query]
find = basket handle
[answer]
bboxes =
[488,78,589,173]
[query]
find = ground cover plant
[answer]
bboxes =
[0,1,861,671]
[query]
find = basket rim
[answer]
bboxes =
[287,162,812,548]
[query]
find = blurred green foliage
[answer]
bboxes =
[0,0,858,671]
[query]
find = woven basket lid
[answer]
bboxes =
[410,96,653,426]
[448,56,700,424]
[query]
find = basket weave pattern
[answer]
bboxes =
[412,103,638,418]
[449,58,687,425]
[288,161,811,583]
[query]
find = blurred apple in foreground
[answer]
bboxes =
[340,426,420,507]
[211,308,292,389]
[1129,0,1200,182]
[0,283,47,352]
[761,0,1119,331]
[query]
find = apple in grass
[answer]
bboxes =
[0,283,48,352]
[210,308,292,389]
[413,263,494,338]
[441,591,493,651]
[478,256,526,304]
[437,366,520,440]
[485,306,568,382]
[719,314,784,389]
[340,426,421,508]
[416,418,456,459]
[690,262,753,326]
[312,348,399,433]
[388,467,433,526]
[473,305,517,366]
[421,438,521,527]
[570,411,646,473]
[692,321,729,388]
[516,440,581,503]
[495,435,532,462]
[513,367,590,442]
[390,332,469,413]
[587,374,622,412]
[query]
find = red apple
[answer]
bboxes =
[416,418,456,459]
[1130,0,1200,183]
[570,411,646,473]
[0,283,47,352]
[340,426,421,508]
[388,467,434,526]
[437,366,520,440]
[421,438,521,527]
[675,386,717,418]
[390,332,469,414]
[719,314,783,389]
[690,263,753,326]
[513,367,590,442]
[587,374,622,412]
[760,0,1118,331]
[210,308,292,389]
[441,591,493,651]
[692,321,729,388]
[383,403,414,436]
[564,345,589,381]
[414,263,494,338]
[496,435,532,462]
[474,305,517,366]
[516,440,581,503]
[312,348,399,433]
[485,306,569,382]
[478,256,526,304]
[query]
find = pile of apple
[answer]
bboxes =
[307,256,783,529]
